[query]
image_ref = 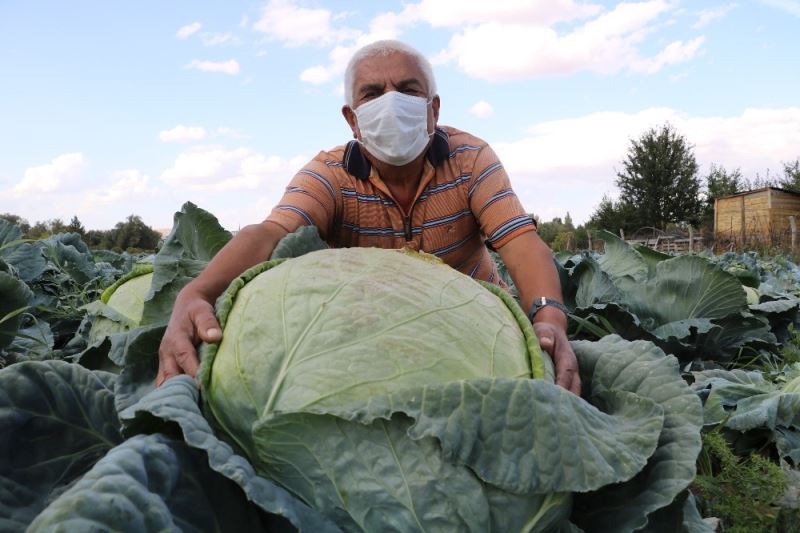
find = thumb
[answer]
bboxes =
[533,323,555,352]
[195,312,222,343]
[539,334,554,351]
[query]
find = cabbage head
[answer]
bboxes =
[87,263,154,343]
[199,248,663,532]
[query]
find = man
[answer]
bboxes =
[157,40,580,395]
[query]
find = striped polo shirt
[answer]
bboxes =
[265,125,536,285]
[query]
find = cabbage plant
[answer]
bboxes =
[85,263,155,344]
[192,247,693,531]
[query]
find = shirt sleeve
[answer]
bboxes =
[264,154,340,239]
[467,143,536,249]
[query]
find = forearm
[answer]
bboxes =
[497,231,566,329]
[180,220,288,303]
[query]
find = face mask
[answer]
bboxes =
[354,91,432,167]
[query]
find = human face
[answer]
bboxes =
[342,52,440,141]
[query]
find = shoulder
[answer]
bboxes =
[439,125,489,151]
[438,126,499,170]
[305,143,349,168]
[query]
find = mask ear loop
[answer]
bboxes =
[425,96,435,137]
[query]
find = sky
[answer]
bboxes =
[1,0,799,232]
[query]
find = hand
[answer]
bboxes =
[533,321,581,396]
[156,294,222,387]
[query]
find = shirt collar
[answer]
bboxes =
[344,127,449,180]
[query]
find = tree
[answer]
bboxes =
[615,123,703,230]
[777,157,800,191]
[0,213,30,234]
[66,215,86,236]
[586,195,639,235]
[111,215,161,251]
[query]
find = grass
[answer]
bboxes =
[694,431,790,532]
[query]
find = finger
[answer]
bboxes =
[570,373,582,396]
[538,335,554,353]
[173,343,200,378]
[156,352,182,387]
[554,352,579,392]
[194,311,222,343]
[533,324,555,353]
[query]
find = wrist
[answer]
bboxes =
[531,306,568,329]
[527,297,568,323]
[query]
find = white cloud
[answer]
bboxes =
[298,18,407,87]
[300,65,334,85]
[159,125,207,143]
[200,32,242,47]
[492,107,800,224]
[630,37,705,74]
[13,153,87,195]
[216,127,248,139]
[85,170,153,205]
[253,0,358,47]
[403,0,603,27]
[160,145,301,192]
[177,22,202,39]
[693,4,737,28]
[469,100,494,118]
[760,0,800,17]
[435,1,704,80]
[185,59,240,75]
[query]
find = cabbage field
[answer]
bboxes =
[2,203,800,532]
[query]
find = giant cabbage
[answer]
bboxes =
[197,247,675,531]
[86,263,155,344]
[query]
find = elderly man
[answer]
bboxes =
[157,40,580,395]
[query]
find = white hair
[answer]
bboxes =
[343,40,437,107]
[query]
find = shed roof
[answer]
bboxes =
[717,186,800,200]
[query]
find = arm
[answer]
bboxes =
[496,231,581,395]
[156,220,288,386]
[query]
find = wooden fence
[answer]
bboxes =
[591,217,800,256]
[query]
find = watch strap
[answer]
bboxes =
[527,296,569,322]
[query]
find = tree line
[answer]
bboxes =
[0,213,162,253]
[537,123,800,251]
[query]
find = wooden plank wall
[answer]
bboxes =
[768,189,800,233]
[715,189,774,238]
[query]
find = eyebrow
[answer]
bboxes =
[395,78,424,91]
[357,77,425,97]
[358,82,385,97]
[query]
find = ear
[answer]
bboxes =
[431,95,440,124]
[342,105,359,139]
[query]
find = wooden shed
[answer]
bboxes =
[714,187,800,241]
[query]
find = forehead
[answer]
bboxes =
[351,52,427,90]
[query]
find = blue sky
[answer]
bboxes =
[1,0,799,231]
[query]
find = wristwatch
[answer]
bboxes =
[527,297,569,322]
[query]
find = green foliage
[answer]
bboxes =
[8,203,800,530]
[109,214,161,252]
[706,164,744,199]
[616,123,704,230]
[66,215,86,236]
[536,212,589,252]
[0,213,30,234]
[694,431,787,533]
[780,325,800,367]
[2,213,161,252]
[777,157,800,192]
[585,194,639,235]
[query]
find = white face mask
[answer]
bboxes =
[354,91,433,167]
